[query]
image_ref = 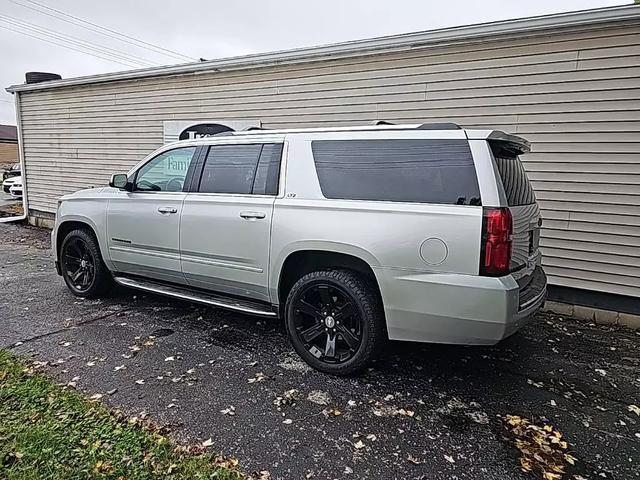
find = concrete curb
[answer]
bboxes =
[543,301,640,330]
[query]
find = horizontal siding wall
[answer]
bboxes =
[17,21,640,298]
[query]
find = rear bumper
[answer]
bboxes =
[374,266,546,345]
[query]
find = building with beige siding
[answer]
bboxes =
[0,124,18,170]
[6,5,640,313]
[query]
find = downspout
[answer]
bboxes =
[0,91,27,223]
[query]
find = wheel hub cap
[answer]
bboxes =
[80,259,87,268]
[324,315,335,328]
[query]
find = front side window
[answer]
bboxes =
[311,139,481,205]
[134,146,197,192]
[198,143,283,195]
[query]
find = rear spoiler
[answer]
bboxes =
[487,131,530,156]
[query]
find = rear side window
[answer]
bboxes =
[198,143,282,195]
[493,155,536,206]
[252,143,283,195]
[311,139,481,205]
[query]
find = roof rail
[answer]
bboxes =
[373,120,396,126]
[417,122,461,130]
[244,126,267,131]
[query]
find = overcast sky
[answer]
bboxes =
[0,0,629,124]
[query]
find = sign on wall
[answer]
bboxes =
[162,120,261,144]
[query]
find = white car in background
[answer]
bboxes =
[3,175,20,194]
[8,176,22,198]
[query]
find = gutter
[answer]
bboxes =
[6,5,640,94]
[0,92,28,223]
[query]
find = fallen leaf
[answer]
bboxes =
[628,404,640,416]
[89,393,103,400]
[248,372,268,383]
[282,419,293,424]
[114,365,126,371]
[354,440,365,450]
[135,379,145,385]
[85,361,96,367]
[407,454,424,465]
[164,356,175,362]
[307,390,331,405]
[595,368,607,377]
[202,438,213,447]
[220,406,236,416]
[444,455,455,463]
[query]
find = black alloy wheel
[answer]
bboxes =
[60,229,110,298]
[62,236,96,293]
[292,282,363,364]
[285,269,386,375]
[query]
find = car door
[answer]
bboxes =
[106,145,200,284]
[180,140,284,303]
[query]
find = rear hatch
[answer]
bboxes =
[489,135,546,310]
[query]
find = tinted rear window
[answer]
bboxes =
[199,144,262,194]
[197,143,283,195]
[311,139,481,205]
[493,155,536,206]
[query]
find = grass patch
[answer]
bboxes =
[0,350,242,479]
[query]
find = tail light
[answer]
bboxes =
[480,207,512,276]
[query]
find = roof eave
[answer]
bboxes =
[6,5,640,94]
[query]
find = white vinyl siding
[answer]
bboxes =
[15,21,640,298]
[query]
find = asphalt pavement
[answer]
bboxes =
[1,222,638,480]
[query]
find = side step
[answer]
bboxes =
[113,276,277,317]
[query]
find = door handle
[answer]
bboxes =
[157,206,178,214]
[240,211,266,220]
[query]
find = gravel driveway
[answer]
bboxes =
[1,222,638,480]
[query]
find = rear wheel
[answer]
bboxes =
[60,229,110,298]
[285,269,386,375]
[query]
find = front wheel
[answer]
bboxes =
[285,269,386,375]
[60,229,111,298]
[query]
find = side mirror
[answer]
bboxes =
[109,173,131,191]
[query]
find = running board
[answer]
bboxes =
[113,276,277,317]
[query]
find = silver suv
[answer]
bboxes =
[52,123,546,375]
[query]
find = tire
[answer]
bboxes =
[285,269,386,375]
[59,229,111,298]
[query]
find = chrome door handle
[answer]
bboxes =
[157,206,178,214]
[240,211,266,220]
